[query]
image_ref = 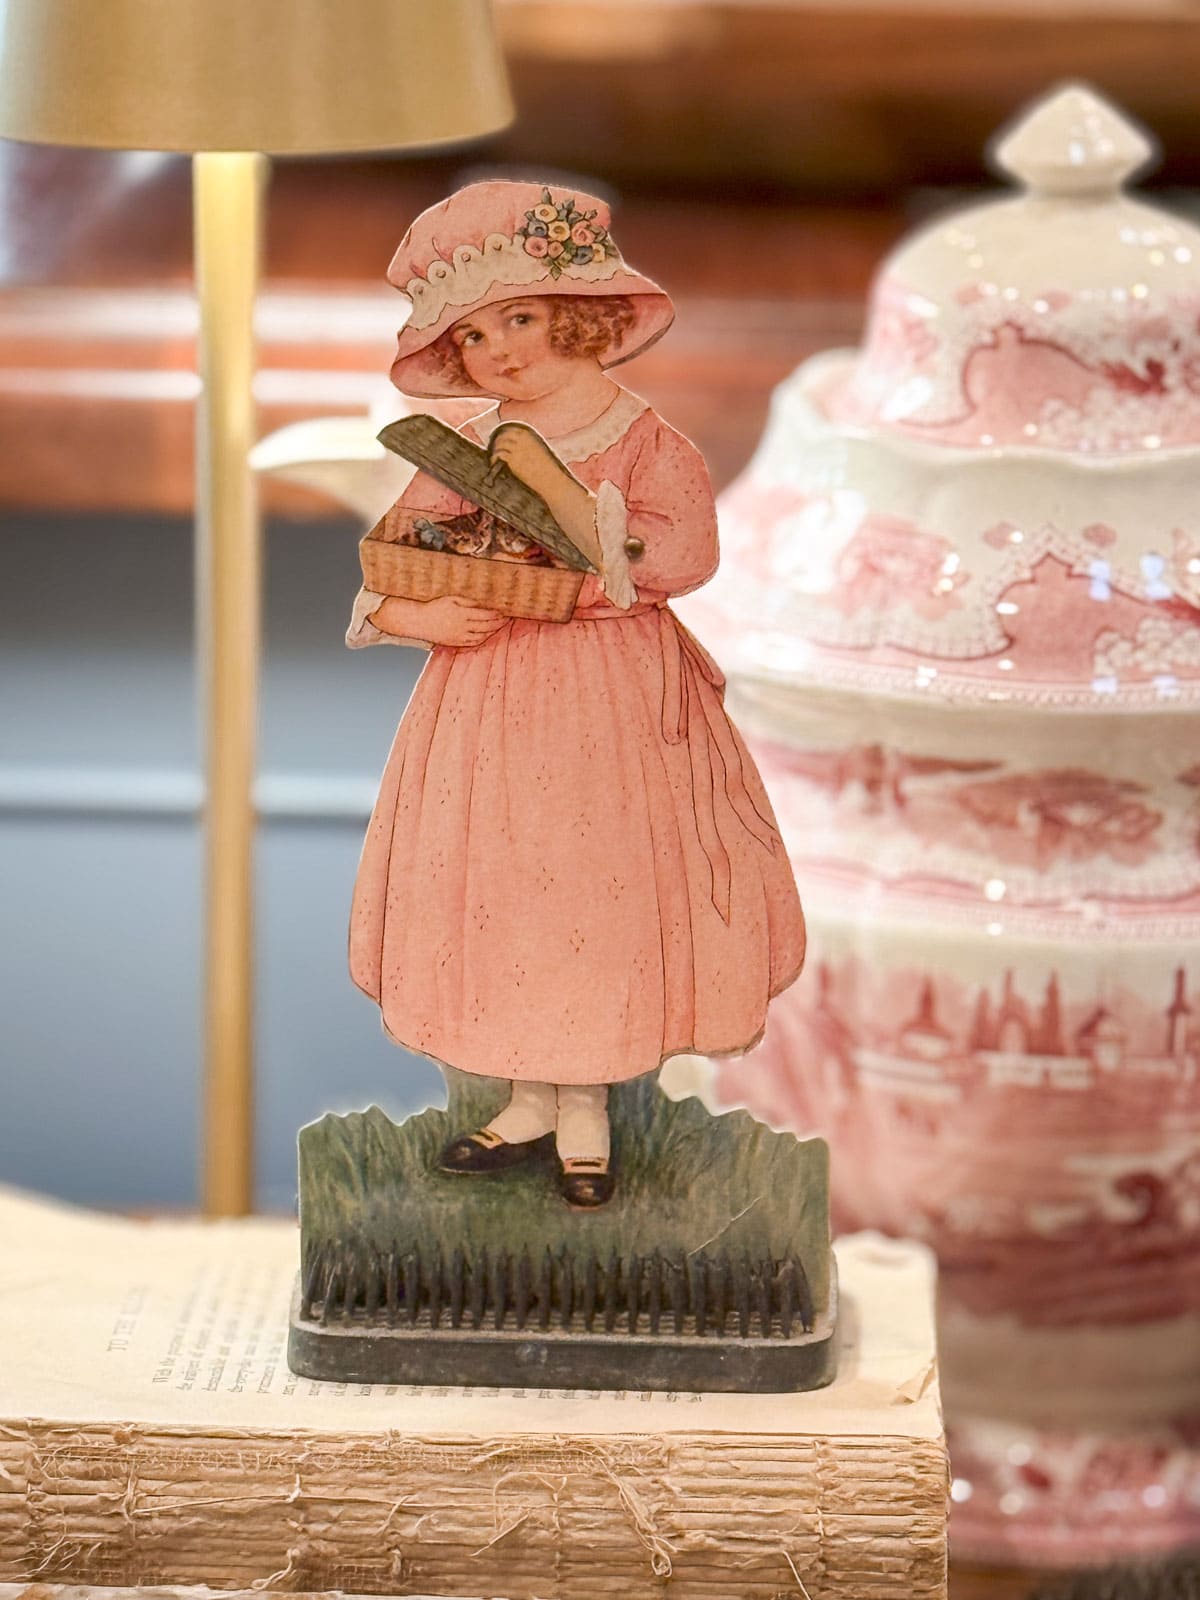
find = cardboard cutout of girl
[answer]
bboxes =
[347,181,805,1209]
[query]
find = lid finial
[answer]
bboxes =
[991,82,1156,197]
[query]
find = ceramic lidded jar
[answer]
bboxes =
[684,85,1200,1565]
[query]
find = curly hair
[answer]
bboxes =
[430,294,638,389]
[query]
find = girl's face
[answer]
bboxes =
[449,297,593,400]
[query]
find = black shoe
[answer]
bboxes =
[559,1157,615,1209]
[438,1128,552,1175]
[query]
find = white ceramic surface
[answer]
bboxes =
[685,84,1200,1565]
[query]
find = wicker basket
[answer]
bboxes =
[360,527,585,625]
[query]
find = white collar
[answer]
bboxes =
[463,386,648,463]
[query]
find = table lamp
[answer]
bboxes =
[0,0,513,1217]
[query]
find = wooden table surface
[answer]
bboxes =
[954,1570,1044,1599]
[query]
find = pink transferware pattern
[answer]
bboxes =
[683,84,1200,1566]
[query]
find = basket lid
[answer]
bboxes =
[378,414,596,572]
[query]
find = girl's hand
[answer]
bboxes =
[370,594,507,648]
[486,423,564,499]
[487,423,602,570]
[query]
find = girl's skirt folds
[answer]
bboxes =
[350,604,805,1083]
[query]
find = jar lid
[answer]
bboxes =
[686,86,1200,713]
[825,84,1200,454]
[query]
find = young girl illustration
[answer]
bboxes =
[347,182,805,1209]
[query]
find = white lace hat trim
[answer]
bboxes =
[401,232,629,334]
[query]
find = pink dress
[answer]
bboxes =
[348,388,805,1083]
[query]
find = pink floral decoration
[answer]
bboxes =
[832,514,968,620]
[950,768,1163,869]
[1083,523,1118,548]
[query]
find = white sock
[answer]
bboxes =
[484,1080,557,1144]
[555,1084,611,1164]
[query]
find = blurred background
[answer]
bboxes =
[2,0,1199,1212]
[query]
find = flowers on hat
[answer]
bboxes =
[518,188,619,279]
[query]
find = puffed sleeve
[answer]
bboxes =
[345,467,469,649]
[345,585,398,649]
[594,416,720,605]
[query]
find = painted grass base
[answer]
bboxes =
[292,1069,834,1388]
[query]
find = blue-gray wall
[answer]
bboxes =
[0,510,443,1212]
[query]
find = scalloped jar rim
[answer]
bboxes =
[719,645,1200,718]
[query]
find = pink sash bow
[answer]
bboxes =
[656,605,780,924]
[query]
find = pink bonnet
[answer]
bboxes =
[387,180,675,398]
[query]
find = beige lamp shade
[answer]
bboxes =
[0,0,513,153]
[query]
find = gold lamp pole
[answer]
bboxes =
[193,151,267,1215]
[0,0,513,1217]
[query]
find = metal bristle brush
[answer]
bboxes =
[301,1239,815,1340]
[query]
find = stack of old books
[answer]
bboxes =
[0,1186,949,1598]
